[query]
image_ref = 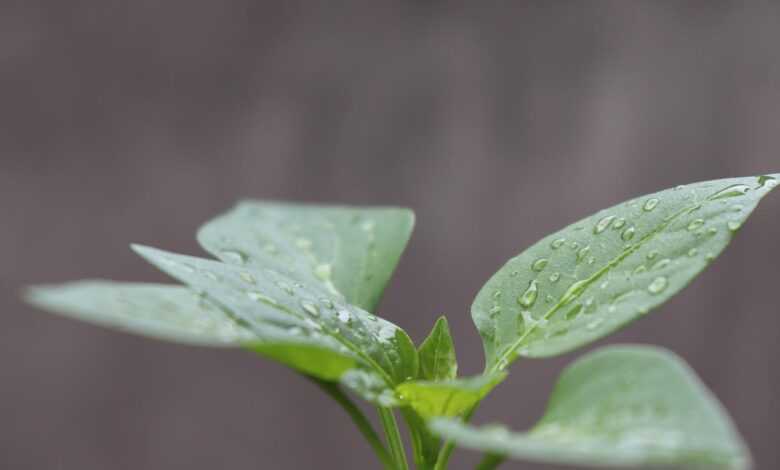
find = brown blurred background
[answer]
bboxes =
[2,1,780,469]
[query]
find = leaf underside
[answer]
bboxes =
[473,174,779,371]
[431,346,750,469]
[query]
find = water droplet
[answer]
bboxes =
[549,272,561,283]
[570,241,580,250]
[201,270,220,281]
[239,272,256,285]
[337,309,351,323]
[600,280,609,290]
[705,252,716,262]
[301,300,320,316]
[707,184,751,201]
[687,248,698,257]
[361,221,376,232]
[378,325,395,341]
[732,204,744,213]
[643,198,660,212]
[612,218,626,230]
[492,291,502,300]
[551,238,566,250]
[247,291,277,305]
[594,215,615,234]
[321,298,335,309]
[221,250,248,265]
[489,305,501,317]
[647,276,668,294]
[674,184,686,191]
[545,294,555,303]
[621,226,636,241]
[707,227,718,236]
[757,175,778,188]
[314,263,332,281]
[576,245,591,263]
[633,265,647,275]
[652,258,671,271]
[510,271,519,277]
[687,219,705,231]
[518,280,539,308]
[646,251,659,260]
[727,221,741,231]
[587,256,595,265]
[531,258,549,272]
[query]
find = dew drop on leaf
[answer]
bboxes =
[687,248,699,257]
[551,238,566,250]
[612,217,626,230]
[643,198,660,212]
[687,219,705,231]
[247,291,277,305]
[549,272,561,283]
[621,226,636,241]
[727,221,741,231]
[518,280,539,308]
[576,246,591,263]
[594,215,615,234]
[647,276,669,294]
[301,300,320,316]
[337,309,351,323]
[531,258,549,272]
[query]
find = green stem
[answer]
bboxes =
[433,404,480,470]
[309,378,395,470]
[475,454,505,470]
[378,406,409,470]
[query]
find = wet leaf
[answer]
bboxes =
[432,346,750,469]
[418,316,457,381]
[131,245,418,395]
[473,174,780,371]
[196,201,415,313]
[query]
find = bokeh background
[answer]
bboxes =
[2,2,780,469]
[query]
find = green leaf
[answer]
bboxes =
[25,281,255,346]
[196,201,415,313]
[397,373,506,420]
[25,281,360,381]
[431,346,750,469]
[473,174,780,370]
[131,245,418,396]
[418,316,457,381]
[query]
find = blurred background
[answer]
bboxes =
[2,1,779,469]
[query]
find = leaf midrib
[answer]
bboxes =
[488,201,705,373]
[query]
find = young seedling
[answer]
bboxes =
[26,174,779,469]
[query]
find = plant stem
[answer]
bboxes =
[378,406,409,470]
[475,454,505,470]
[433,404,480,470]
[309,378,395,469]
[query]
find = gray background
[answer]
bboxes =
[2,1,779,469]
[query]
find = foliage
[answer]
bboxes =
[26,175,779,469]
